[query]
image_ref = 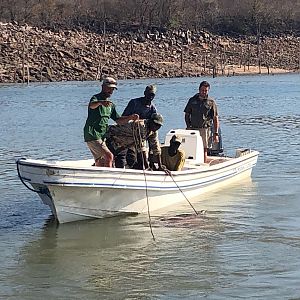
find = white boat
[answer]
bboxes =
[16,129,259,223]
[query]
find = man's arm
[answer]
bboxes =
[116,114,139,124]
[147,132,168,172]
[185,112,192,128]
[89,100,112,109]
[122,99,135,116]
[212,115,220,143]
[110,103,139,124]
[213,115,219,133]
[184,99,192,128]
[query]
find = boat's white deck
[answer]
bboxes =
[40,156,232,171]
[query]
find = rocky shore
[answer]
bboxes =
[0,22,299,83]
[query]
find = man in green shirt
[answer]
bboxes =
[84,77,138,167]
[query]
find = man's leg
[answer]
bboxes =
[126,148,136,168]
[87,140,113,167]
[199,128,210,163]
[132,151,149,170]
[114,149,127,168]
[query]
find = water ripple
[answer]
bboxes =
[224,115,300,130]
[1,75,300,299]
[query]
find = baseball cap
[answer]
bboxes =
[102,77,117,89]
[171,134,182,144]
[145,84,157,94]
[151,113,164,126]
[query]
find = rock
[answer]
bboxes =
[0,22,299,83]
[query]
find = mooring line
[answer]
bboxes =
[167,172,198,215]
[135,121,155,241]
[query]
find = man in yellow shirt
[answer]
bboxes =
[161,135,186,171]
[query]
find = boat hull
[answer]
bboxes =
[49,168,253,223]
[17,151,258,223]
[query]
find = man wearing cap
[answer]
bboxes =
[106,113,165,170]
[120,84,158,168]
[184,81,220,163]
[160,135,186,171]
[122,85,157,119]
[84,77,138,167]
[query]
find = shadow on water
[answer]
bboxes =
[155,211,207,228]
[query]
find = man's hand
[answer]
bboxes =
[98,100,112,107]
[117,114,139,125]
[213,133,219,143]
[158,165,172,176]
[131,114,139,122]
[89,100,112,109]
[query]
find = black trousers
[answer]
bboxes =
[106,139,142,169]
[116,148,144,169]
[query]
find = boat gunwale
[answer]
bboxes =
[17,151,259,177]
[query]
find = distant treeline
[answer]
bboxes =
[1,0,300,35]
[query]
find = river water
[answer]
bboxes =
[0,74,299,299]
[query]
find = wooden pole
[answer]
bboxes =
[96,62,101,80]
[180,50,183,70]
[103,20,107,54]
[130,38,133,57]
[221,48,226,75]
[22,42,25,83]
[247,44,250,70]
[298,43,300,70]
[40,66,43,82]
[256,24,261,74]
[26,65,30,84]
[212,65,216,78]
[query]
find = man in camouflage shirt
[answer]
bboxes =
[106,113,165,170]
[184,81,220,163]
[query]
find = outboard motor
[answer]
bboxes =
[208,127,224,156]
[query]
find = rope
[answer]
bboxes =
[16,158,52,198]
[134,122,197,216]
[134,121,155,241]
[167,172,198,215]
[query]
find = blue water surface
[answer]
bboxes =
[0,74,299,299]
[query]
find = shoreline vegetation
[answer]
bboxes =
[0,22,299,84]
